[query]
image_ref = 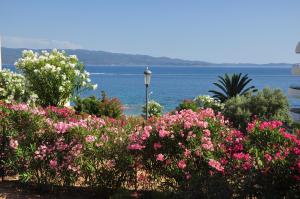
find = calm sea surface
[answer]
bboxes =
[4,65,299,115]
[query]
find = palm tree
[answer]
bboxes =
[209,73,257,102]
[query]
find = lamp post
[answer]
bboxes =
[144,66,152,120]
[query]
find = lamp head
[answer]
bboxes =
[144,66,152,85]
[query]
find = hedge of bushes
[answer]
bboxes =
[0,102,299,198]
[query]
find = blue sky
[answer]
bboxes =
[0,0,299,63]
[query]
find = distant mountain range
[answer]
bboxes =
[1,47,292,67]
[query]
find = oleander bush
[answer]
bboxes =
[193,95,224,112]
[15,49,97,107]
[0,69,37,104]
[242,120,300,198]
[128,109,247,197]
[0,102,136,189]
[0,101,299,198]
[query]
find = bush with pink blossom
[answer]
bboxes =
[1,101,300,198]
[241,120,300,198]
[0,102,139,189]
[128,109,248,197]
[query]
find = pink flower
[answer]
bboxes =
[159,129,170,138]
[10,103,28,111]
[9,139,18,150]
[153,142,162,150]
[156,153,165,161]
[195,149,201,157]
[141,129,150,140]
[264,153,272,162]
[246,121,256,132]
[184,149,191,158]
[54,122,70,134]
[85,135,96,143]
[128,144,145,150]
[201,137,214,151]
[101,134,109,142]
[177,160,187,169]
[208,159,224,172]
[203,129,211,137]
[49,159,57,169]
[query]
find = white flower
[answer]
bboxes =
[74,70,80,75]
[70,55,77,60]
[59,86,64,92]
[92,84,98,90]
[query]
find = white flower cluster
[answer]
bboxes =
[0,69,37,103]
[143,100,164,117]
[193,95,224,110]
[14,49,97,106]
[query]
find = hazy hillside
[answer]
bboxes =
[1,47,212,66]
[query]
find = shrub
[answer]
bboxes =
[74,96,100,116]
[74,92,123,119]
[176,99,198,112]
[249,88,291,123]
[193,95,224,112]
[0,69,37,104]
[128,109,245,197]
[242,120,300,198]
[1,101,300,198]
[142,100,164,118]
[223,88,291,131]
[80,117,136,190]
[0,102,136,189]
[97,91,123,119]
[15,49,97,107]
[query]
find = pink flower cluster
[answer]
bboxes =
[45,106,75,118]
[208,159,224,172]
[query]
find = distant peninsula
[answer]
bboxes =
[1,47,292,67]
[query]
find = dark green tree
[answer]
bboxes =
[209,73,257,102]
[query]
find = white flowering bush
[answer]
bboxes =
[194,95,224,112]
[0,69,37,104]
[15,49,97,107]
[142,100,164,117]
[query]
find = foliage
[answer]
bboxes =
[176,99,198,112]
[0,102,138,189]
[142,100,164,118]
[128,109,243,197]
[242,120,300,198]
[209,73,257,102]
[0,69,37,104]
[193,95,224,112]
[1,101,299,198]
[74,91,123,119]
[223,88,292,131]
[15,49,97,107]
[97,91,123,119]
[248,88,291,123]
[74,96,100,116]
